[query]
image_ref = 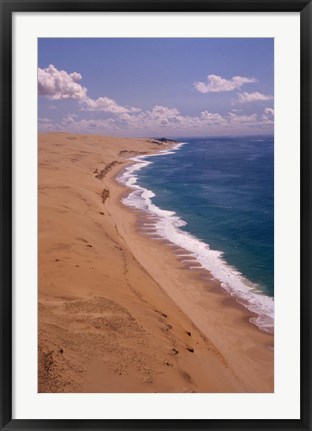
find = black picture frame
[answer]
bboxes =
[1,1,311,430]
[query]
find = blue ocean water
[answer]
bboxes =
[119,136,274,332]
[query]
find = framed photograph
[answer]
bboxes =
[1,0,311,430]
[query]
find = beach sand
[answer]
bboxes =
[38,132,274,393]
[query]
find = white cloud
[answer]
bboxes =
[80,96,140,114]
[200,111,227,125]
[264,107,274,116]
[39,65,141,116]
[38,64,87,100]
[261,107,274,125]
[237,92,273,103]
[194,74,256,94]
[122,105,188,130]
[40,106,274,137]
[146,105,183,124]
[112,105,183,130]
[228,112,258,124]
[39,115,117,133]
[38,65,274,136]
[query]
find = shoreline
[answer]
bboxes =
[38,132,273,393]
[115,143,274,335]
[106,148,274,391]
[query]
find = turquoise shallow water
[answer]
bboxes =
[119,136,274,332]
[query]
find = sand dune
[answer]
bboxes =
[38,132,273,393]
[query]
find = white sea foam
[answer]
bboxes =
[117,142,274,334]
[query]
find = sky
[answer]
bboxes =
[38,38,274,138]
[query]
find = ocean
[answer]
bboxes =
[118,136,274,333]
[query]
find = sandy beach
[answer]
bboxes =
[38,132,274,393]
